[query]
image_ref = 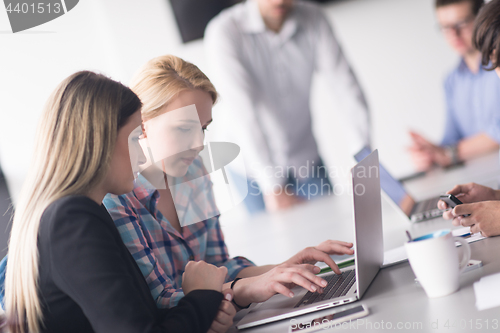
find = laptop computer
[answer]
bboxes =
[354,146,442,223]
[236,150,384,330]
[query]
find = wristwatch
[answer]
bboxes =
[445,144,460,165]
[230,278,251,309]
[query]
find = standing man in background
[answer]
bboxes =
[205,0,370,214]
[409,0,500,171]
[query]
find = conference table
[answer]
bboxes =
[220,152,500,332]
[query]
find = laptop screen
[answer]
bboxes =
[354,146,413,216]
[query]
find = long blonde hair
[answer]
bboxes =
[5,71,141,333]
[130,54,217,120]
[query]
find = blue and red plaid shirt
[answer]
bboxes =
[103,157,255,308]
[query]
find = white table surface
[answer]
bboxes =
[219,151,500,332]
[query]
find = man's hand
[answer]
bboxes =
[449,201,500,237]
[284,240,354,274]
[408,131,451,170]
[438,183,500,221]
[208,289,236,333]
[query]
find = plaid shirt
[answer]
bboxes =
[103,157,255,308]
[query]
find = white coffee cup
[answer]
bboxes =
[405,229,471,298]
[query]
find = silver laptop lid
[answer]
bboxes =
[352,149,384,298]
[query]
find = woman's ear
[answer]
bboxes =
[141,122,147,138]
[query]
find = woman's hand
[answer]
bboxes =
[208,289,236,333]
[182,260,227,294]
[284,240,354,274]
[232,263,328,307]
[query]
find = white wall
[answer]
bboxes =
[0,0,457,208]
[319,0,457,180]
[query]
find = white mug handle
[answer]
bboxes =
[454,237,471,274]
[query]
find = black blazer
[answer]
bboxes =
[37,195,222,333]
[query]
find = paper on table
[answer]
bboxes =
[452,227,486,246]
[474,272,500,311]
[382,246,407,268]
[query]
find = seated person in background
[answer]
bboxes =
[204,0,371,214]
[438,0,500,238]
[103,55,354,316]
[409,0,500,171]
[3,71,229,333]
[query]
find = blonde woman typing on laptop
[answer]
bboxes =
[103,55,354,327]
[3,71,229,333]
[438,0,500,238]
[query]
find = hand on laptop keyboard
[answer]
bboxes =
[283,240,354,274]
[294,270,357,308]
[231,263,328,307]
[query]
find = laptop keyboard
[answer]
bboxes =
[294,270,356,308]
[412,197,442,222]
[420,197,440,211]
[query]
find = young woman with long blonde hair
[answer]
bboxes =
[103,55,354,333]
[4,71,228,333]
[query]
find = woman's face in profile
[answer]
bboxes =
[143,89,213,178]
[105,110,145,195]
